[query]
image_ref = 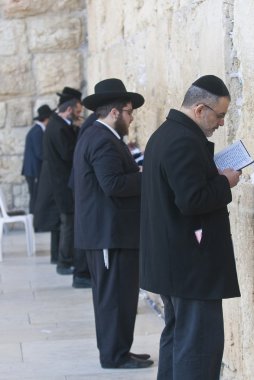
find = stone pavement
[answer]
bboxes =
[0,229,164,380]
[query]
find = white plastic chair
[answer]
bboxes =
[0,188,35,261]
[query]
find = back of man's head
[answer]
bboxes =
[182,75,230,108]
[58,98,81,113]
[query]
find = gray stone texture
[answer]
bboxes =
[0,0,87,212]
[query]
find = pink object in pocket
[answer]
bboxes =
[195,229,202,243]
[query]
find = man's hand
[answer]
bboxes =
[221,168,241,188]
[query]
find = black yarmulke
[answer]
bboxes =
[192,75,230,97]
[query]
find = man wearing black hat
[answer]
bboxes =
[34,90,83,271]
[140,75,241,379]
[22,104,53,213]
[73,78,153,369]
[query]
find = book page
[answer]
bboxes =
[214,140,253,171]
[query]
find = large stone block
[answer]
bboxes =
[0,55,35,96]
[0,20,27,56]
[0,155,23,184]
[27,16,83,53]
[0,103,7,128]
[6,99,32,128]
[3,0,85,18]
[33,52,82,95]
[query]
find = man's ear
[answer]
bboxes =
[110,108,120,119]
[194,104,204,119]
[66,106,73,115]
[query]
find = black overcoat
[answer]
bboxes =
[74,121,141,250]
[140,109,240,300]
[34,113,78,231]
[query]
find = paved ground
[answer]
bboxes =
[0,229,164,380]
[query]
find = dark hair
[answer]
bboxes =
[182,85,231,108]
[95,99,130,118]
[58,98,81,113]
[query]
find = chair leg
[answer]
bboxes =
[27,214,36,254]
[0,220,4,262]
[24,218,32,257]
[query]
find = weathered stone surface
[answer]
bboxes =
[0,0,86,214]
[0,155,23,183]
[27,16,83,52]
[0,20,27,55]
[0,56,35,96]
[3,0,85,18]
[0,102,7,128]
[33,52,82,95]
[6,99,32,128]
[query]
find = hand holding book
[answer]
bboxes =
[214,140,253,171]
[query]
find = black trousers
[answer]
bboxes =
[25,176,38,214]
[57,213,74,268]
[86,248,139,367]
[157,296,224,380]
[73,249,90,279]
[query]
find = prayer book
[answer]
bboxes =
[214,140,254,171]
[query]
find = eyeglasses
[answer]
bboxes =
[202,104,226,120]
[121,108,134,116]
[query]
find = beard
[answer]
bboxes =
[114,114,129,137]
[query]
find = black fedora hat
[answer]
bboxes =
[82,78,145,111]
[56,86,82,105]
[34,104,53,121]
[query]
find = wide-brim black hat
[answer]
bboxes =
[56,86,82,106]
[33,104,54,120]
[82,78,145,111]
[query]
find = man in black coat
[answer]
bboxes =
[140,75,241,380]
[73,78,153,369]
[34,97,82,272]
[22,105,53,213]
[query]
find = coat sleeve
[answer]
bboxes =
[162,135,232,215]
[90,137,141,197]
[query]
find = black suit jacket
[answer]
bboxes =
[22,123,44,178]
[74,121,141,249]
[34,113,78,231]
[140,109,240,300]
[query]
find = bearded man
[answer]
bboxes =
[34,97,83,273]
[73,78,153,369]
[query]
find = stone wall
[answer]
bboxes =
[85,1,254,379]
[0,0,87,209]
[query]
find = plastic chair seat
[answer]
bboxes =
[0,188,35,261]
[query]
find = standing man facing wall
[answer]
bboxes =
[22,104,53,213]
[140,75,241,380]
[74,78,153,369]
[34,94,83,271]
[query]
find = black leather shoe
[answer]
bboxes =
[130,352,151,360]
[102,356,154,369]
[117,357,153,369]
[56,266,74,275]
[72,276,92,289]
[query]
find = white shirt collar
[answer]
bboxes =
[36,121,46,132]
[61,117,72,125]
[97,120,121,140]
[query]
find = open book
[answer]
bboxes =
[214,140,254,171]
